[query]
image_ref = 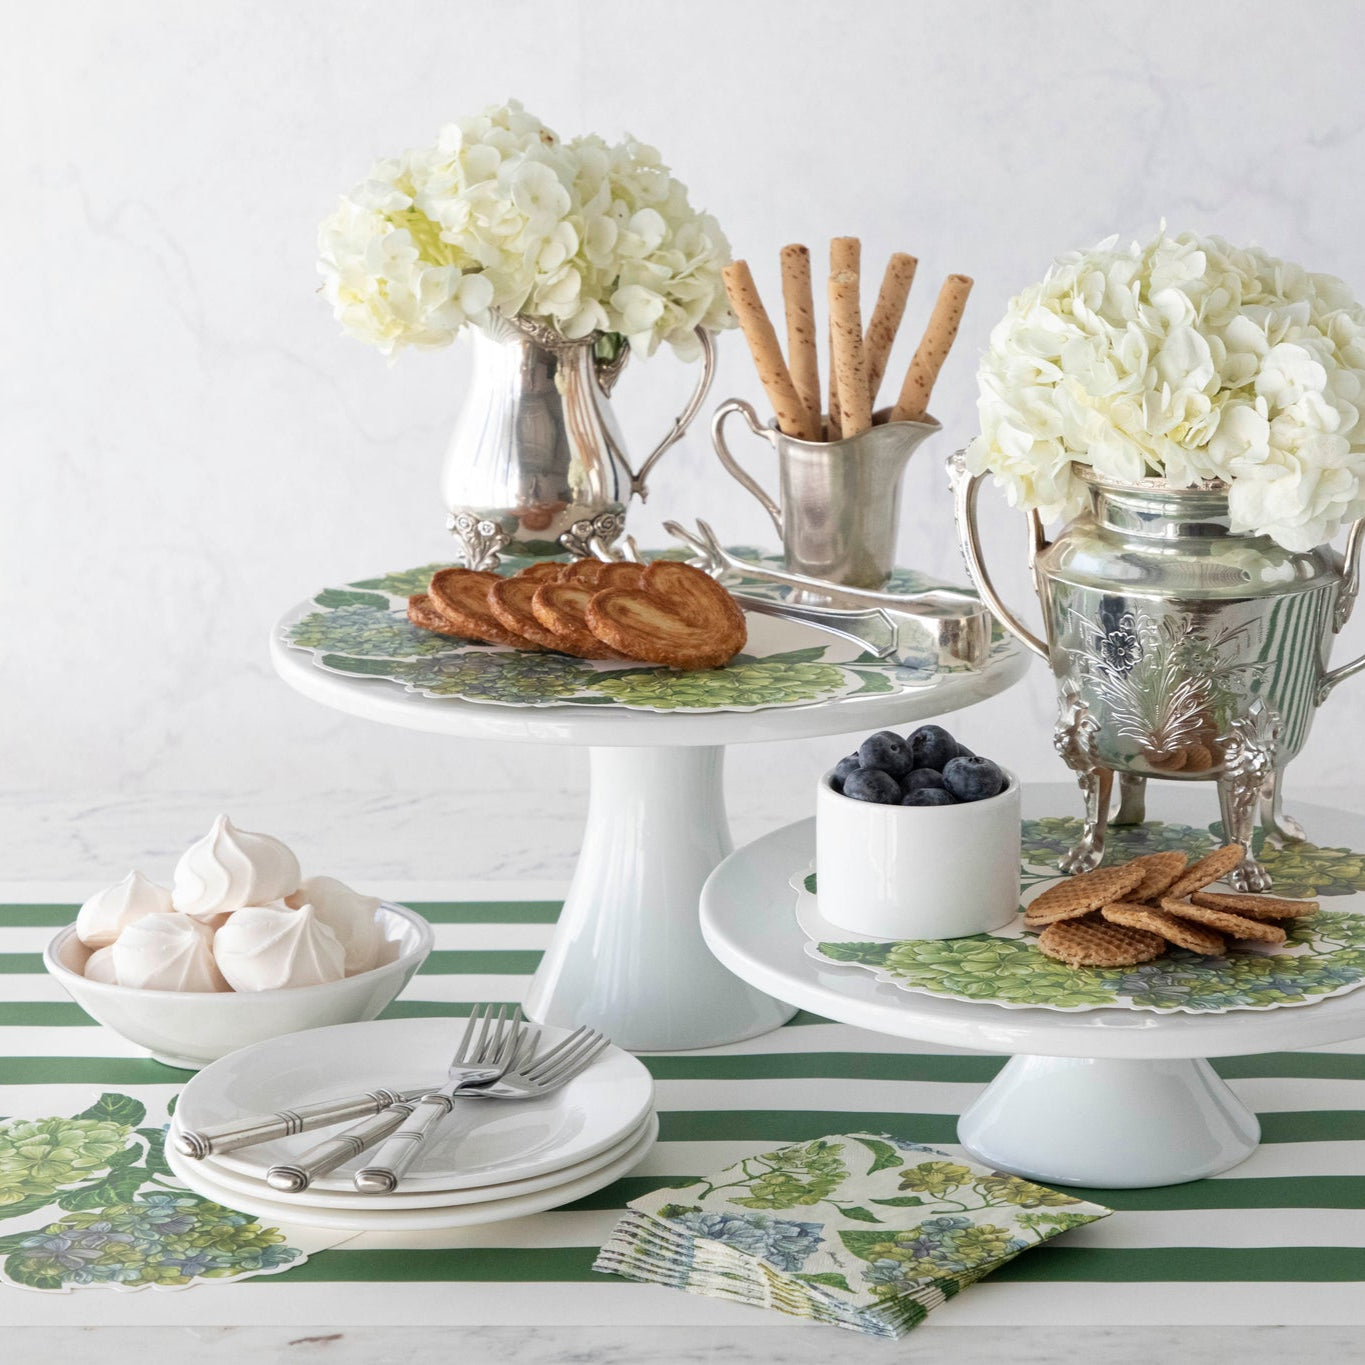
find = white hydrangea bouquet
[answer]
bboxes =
[965,227,1365,550]
[317,99,734,362]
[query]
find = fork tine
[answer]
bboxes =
[451,1004,483,1065]
[474,1003,504,1064]
[530,1031,607,1086]
[493,1006,524,1067]
[521,1025,589,1078]
[535,1035,610,1088]
[512,1023,542,1070]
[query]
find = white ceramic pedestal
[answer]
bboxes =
[270,616,1026,1050]
[699,790,1365,1187]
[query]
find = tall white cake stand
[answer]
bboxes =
[699,787,1365,1187]
[270,617,1026,1052]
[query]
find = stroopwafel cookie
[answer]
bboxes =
[1023,863,1147,926]
[1166,843,1245,899]
[1101,901,1226,956]
[1159,898,1287,944]
[1124,851,1190,902]
[1037,917,1166,968]
[1189,891,1319,921]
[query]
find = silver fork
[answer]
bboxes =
[352,1024,611,1194]
[265,1004,522,1193]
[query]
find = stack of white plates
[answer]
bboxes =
[166,1017,657,1231]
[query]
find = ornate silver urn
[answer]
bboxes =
[440,314,715,567]
[952,454,1365,890]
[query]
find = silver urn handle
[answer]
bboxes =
[615,326,716,501]
[948,449,1049,660]
[710,398,783,536]
[1318,515,1365,702]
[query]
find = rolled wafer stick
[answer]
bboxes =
[722,260,819,440]
[828,268,872,437]
[827,238,861,438]
[779,244,821,434]
[892,273,973,423]
[864,252,918,406]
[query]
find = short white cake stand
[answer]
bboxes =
[699,789,1365,1188]
[270,622,1026,1052]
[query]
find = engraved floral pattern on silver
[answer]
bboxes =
[559,510,625,558]
[447,512,512,572]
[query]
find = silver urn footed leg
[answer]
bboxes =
[1259,769,1307,849]
[1113,774,1147,827]
[1053,684,1112,874]
[1217,700,1281,893]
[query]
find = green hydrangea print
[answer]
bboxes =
[290,605,462,658]
[590,659,850,710]
[0,1118,130,1207]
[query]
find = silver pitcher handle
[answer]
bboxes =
[948,449,1049,660]
[711,398,783,536]
[618,326,716,501]
[1317,515,1365,701]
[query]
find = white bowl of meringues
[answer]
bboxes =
[44,815,433,1070]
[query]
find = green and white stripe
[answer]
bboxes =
[3,887,1365,1328]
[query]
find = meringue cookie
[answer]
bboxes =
[83,945,120,985]
[213,902,345,992]
[112,913,229,993]
[286,875,383,976]
[172,815,301,921]
[76,870,173,948]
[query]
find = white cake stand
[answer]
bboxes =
[270,619,1026,1052]
[699,787,1365,1188]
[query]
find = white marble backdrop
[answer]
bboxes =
[6,0,1365,877]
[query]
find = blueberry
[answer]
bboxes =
[907,725,959,772]
[857,731,913,778]
[902,788,958,806]
[942,755,1006,802]
[842,768,903,804]
[830,753,861,792]
[902,768,947,794]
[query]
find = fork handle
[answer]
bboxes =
[266,1103,415,1192]
[352,1092,455,1193]
[172,1088,406,1159]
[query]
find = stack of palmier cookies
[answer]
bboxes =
[407,559,747,671]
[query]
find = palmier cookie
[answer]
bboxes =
[530,584,626,660]
[1037,917,1166,968]
[514,562,567,584]
[1159,898,1286,944]
[407,594,462,635]
[1023,863,1146,926]
[1166,843,1245,899]
[487,576,575,653]
[1124,851,1189,902]
[1101,902,1225,956]
[558,559,648,589]
[1189,891,1318,921]
[586,561,747,670]
[428,568,537,649]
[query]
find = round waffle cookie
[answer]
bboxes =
[1166,843,1245,899]
[1124,851,1190,902]
[1190,891,1319,921]
[1160,898,1287,944]
[1101,901,1226,956]
[406,593,462,635]
[427,568,535,648]
[488,577,572,653]
[1023,863,1147,926]
[530,583,626,661]
[1037,917,1166,968]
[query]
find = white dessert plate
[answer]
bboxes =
[174,1017,654,1193]
[167,1112,659,1232]
[179,1112,656,1211]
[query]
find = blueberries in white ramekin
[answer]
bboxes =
[830,725,1005,806]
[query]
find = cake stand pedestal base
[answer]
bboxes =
[957,1055,1261,1188]
[523,745,796,1051]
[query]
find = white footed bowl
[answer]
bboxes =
[815,768,1022,939]
[44,903,433,1070]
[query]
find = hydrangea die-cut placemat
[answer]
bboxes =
[0,1091,348,1293]
[594,1133,1110,1338]
[281,550,1005,714]
[798,816,1365,1014]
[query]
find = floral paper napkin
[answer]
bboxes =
[594,1133,1111,1338]
[0,1091,348,1292]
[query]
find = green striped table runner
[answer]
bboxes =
[3,885,1365,1329]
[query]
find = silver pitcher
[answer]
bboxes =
[951,453,1365,890]
[711,399,941,590]
[440,314,716,567]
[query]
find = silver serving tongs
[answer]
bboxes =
[660,520,992,670]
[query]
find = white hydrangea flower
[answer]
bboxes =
[317,101,733,361]
[967,226,1365,549]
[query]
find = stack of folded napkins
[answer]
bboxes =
[595,1132,1111,1338]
